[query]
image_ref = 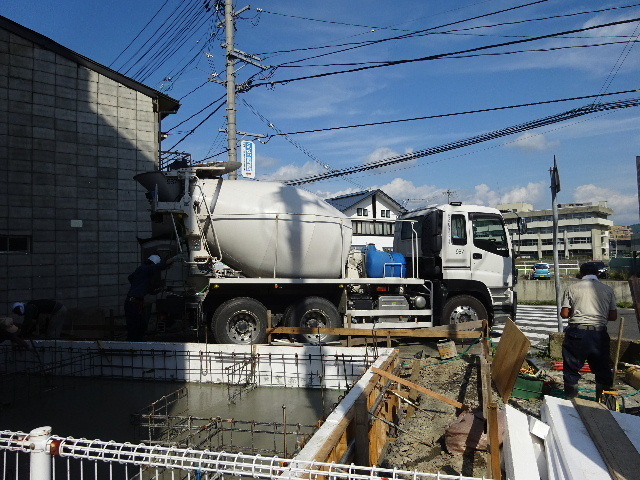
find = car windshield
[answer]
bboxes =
[534,264,549,269]
[588,261,605,269]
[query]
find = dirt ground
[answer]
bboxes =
[380,340,542,479]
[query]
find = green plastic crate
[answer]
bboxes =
[512,374,544,399]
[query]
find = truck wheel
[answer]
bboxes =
[286,297,341,344]
[442,295,488,325]
[212,297,267,345]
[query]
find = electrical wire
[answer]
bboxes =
[166,99,226,151]
[266,88,640,137]
[272,0,552,67]
[252,16,640,88]
[109,0,172,69]
[166,94,226,133]
[283,96,640,185]
[276,40,640,68]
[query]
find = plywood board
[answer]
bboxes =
[575,397,640,480]
[491,318,531,402]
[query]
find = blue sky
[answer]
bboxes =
[3,0,640,224]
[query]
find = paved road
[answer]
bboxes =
[493,306,638,345]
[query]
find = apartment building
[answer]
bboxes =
[498,202,613,260]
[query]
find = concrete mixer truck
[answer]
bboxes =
[135,162,517,344]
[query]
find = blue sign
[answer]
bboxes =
[241,140,255,178]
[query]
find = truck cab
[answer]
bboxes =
[394,203,516,325]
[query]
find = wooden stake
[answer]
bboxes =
[372,367,468,410]
[487,403,502,480]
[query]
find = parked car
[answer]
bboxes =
[531,263,552,280]
[583,260,609,279]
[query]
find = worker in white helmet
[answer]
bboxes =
[124,254,179,341]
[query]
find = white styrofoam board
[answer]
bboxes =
[541,396,610,480]
[544,431,568,480]
[18,340,392,389]
[532,435,549,480]
[503,405,541,480]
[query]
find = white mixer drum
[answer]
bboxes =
[198,179,352,278]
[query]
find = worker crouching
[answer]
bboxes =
[125,254,179,341]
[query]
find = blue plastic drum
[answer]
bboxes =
[363,244,407,278]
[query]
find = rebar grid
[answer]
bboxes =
[225,354,257,404]
[0,430,492,480]
[132,386,317,457]
[1,343,375,390]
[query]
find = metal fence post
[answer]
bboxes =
[29,426,52,480]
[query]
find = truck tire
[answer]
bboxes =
[286,296,341,344]
[442,295,488,325]
[212,297,267,345]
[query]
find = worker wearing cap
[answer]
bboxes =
[560,262,617,401]
[0,316,28,348]
[125,254,179,341]
[12,300,67,339]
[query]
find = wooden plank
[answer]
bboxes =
[574,397,640,480]
[405,358,422,418]
[487,403,502,480]
[371,367,467,410]
[268,326,482,338]
[491,318,531,403]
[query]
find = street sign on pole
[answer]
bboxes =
[241,140,256,178]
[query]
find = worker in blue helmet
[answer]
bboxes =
[125,254,180,341]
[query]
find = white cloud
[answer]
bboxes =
[461,182,547,208]
[259,161,325,182]
[506,133,559,152]
[573,184,638,224]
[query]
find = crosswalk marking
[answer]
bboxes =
[493,305,565,345]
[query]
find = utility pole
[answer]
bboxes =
[224,0,238,179]
[550,156,563,332]
[443,189,455,203]
[219,0,267,180]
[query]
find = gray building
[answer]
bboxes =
[0,16,180,315]
[498,202,613,260]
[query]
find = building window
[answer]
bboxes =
[353,221,394,236]
[380,209,391,218]
[357,208,369,217]
[0,235,31,253]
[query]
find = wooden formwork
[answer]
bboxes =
[301,349,400,467]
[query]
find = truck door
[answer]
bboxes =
[440,213,471,273]
[469,213,512,288]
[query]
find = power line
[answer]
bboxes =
[266,88,640,137]
[276,39,640,68]
[283,97,640,186]
[253,16,640,87]
[166,99,226,151]
[272,0,552,67]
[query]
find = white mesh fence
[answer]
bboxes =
[0,429,492,480]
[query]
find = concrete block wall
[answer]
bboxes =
[0,27,159,315]
[515,279,632,304]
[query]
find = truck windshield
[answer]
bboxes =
[470,213,509,257]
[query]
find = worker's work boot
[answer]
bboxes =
[595,383,612,402]
[564,383,579,400]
